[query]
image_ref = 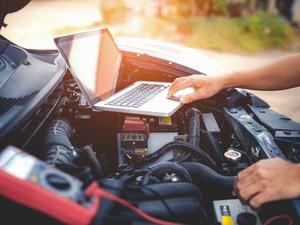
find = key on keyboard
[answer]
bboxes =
[106,83,168,108]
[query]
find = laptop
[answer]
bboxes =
[54,28,183,117]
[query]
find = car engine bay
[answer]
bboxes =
[1,37,300,225]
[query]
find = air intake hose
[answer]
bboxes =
[181,162,234,195]
[42,119,77,165]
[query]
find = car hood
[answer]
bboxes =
[116,37,224,76]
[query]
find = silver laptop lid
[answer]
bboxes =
[54,28,122,106]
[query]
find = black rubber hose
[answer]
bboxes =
[204,131,223,165]
[80,145,103,179]
[142,162,192,185]
[143,140,217,170]
[42,119,77,165]
[181,162,235,193]
[185,108,201,147]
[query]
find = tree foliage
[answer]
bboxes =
[159,0,290,18]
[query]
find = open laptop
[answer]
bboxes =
[54,28,183,117]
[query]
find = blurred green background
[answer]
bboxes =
[98,0,300,53]
[4,0,299,53]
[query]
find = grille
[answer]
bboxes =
[0,91,38,115]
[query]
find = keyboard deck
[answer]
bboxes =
[106,83,168,108]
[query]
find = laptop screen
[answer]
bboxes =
[55,29,122,105]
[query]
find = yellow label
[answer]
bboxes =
[221,216,234,225]
[159,117,172,125]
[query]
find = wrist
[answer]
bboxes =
[217,72,241,89]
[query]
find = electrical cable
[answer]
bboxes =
[80,145,103,178]
[262,214,293,225]
[93,188,182,225]
[99,181,182,219]
[101,174,208,222]
[143,186,176,216]
[181,107,201,166]
[131,184,208,224]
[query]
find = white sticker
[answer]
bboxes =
[0,146,35,180]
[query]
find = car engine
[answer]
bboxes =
[1,38,300,225]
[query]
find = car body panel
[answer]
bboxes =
[116,37,224,76]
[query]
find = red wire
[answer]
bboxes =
[95,188,182,225]
[263,215,293,225]
[94,186,295,225]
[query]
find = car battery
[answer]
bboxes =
[118,116,150,157]
[117,115,181,165]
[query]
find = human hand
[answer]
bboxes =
[167,75,224,104]
[234,158,300,209]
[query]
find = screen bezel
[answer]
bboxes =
[54,28,122,106]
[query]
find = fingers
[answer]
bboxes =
[234,174,258,201]
[168,77,183,90]
[168,78,195,98]
[168,77,187,97]
[234,160,276,208]
[233,166,255,197]
[234,158,299,209]
[238,182,262,202]
[167,75,220,103]
[236,175,257,192]
[235,177,270,209]
[249,191,273,208]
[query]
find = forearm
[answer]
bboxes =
[219,53,300,91]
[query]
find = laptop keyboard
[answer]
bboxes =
[106,83,169,108]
